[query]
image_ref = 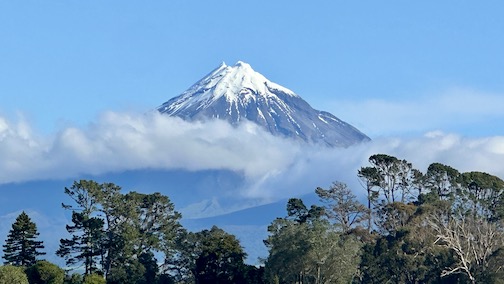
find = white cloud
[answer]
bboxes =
[2,109,504,254]
[0,112,300,184]
[236,132,504,203]
[1,110,504,206]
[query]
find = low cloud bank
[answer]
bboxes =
[0,112,299,184]
[243,131,504,202]
[1,111,504,203]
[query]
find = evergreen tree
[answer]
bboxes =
[56,180,105,275]
[56,211,105,275]
[2,211,45,266]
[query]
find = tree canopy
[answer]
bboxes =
[3,153,504,283]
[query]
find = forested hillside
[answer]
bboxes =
[1,154,503,284]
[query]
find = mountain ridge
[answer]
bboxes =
[158,61,370,147]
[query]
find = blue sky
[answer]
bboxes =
[2,1,504,266]
[2,0,504,214]
[2,1,504,136]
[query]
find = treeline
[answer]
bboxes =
[1,180,262,284]
[1,154,504,283]
[264,154,504,283]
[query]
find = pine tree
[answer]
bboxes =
[2,211,45,266]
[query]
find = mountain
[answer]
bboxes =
[158,61,370,147]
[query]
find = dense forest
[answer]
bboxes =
[1,154,504,284]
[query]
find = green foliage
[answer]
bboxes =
[26,260,64,284]
[165,226,249,283]
[57,180,182,281]
[9,157,502,283]
[285,198,323,224]
[64,273,82,284]
[0,265,29,284]
[57,181,105,275]
[459,171,504,221]
[106,259,145,284]
[56,211,105,275]
[265,199,362,284]
[242,265,264,284]
[105,252,158,284]
[193,226,247,284]
[355,154,504,283]
[423,162,460,199]
[374,201,416,236]
[120,191,183,257]
[365,154,418,204]
[2,212,45,266]
[82,274,105,284]
[316,181,368,233]
[359,229,456,284]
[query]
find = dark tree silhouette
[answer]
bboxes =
[2,211,45,266]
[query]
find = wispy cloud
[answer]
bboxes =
[330,88,504,137]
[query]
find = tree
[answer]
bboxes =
[459,171,504,221]
[106,252,158,284]
[366,154,419,204]
[87,182,122,277]
[285,198,323,224]
[423,163,460,200]
[316,181,368,234]
[83,273,106,284]
[121,192,182,257]
[64,273,82,284]
[107,191,182,282]
[352,155,504,282]
[374,201,417,236]
[193,226,247,284]
[266,218,362,284]
[25,260,65,284]
[165,226,248,284]
[57,180,105,276]
[56,211,105,276]
[106,259,146,284]
[57,180,183,281]
[429,212,504,283]
[359,200,457,284]
[358,166,380,232]
[0,265,29,284]
[2,212,45,266]
[163,229,196,283]
[265,199,362,284]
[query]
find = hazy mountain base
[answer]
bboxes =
[0,168,318,265]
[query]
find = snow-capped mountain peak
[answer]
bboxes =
[158,61,369,147]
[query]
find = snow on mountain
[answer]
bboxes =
[158,61,370,147]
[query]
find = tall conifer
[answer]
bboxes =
[2,211,45,266]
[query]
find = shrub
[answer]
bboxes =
[0,265,29,284]
[83,274,105,284]
[26,260,64,284]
